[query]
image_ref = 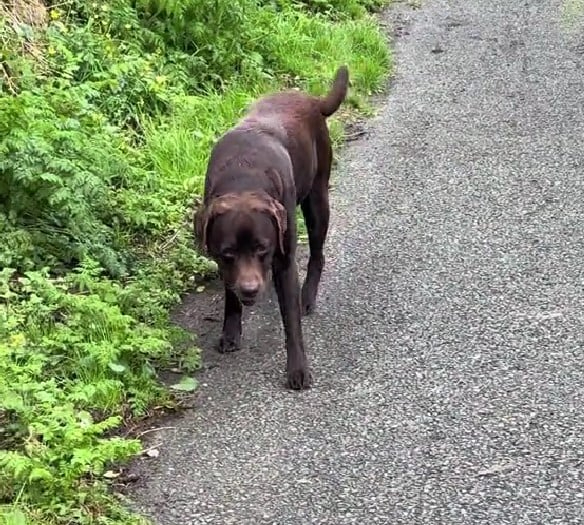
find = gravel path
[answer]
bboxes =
[129,1,584,523]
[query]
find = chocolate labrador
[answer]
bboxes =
[194,66,349,390]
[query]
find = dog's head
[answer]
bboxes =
[194,191,287,305]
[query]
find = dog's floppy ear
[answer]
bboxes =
[194,195,240,252]
[194,205,210,253]
[266,198,288,255]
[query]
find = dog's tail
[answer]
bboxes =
[319,65,349,117]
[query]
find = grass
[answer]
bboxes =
[0,0,393,523]
[143,19,389,195]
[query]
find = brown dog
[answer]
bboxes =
[194,66,349,390]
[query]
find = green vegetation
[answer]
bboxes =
[0,0,392,523]
[562,0,584,27]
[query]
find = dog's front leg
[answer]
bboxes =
[218,287,242,353]
[273,259,312,390]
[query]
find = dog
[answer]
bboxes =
[194,66,349,390]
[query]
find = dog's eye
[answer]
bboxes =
[256,245,269,258]
[221,250,235,262]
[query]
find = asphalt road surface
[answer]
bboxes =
[129,1,584,523]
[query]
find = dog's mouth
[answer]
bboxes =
[233,278,269,307]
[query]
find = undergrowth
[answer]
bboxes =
[0,0,392,523]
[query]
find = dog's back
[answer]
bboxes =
[236,66,349,199]
[204,67,349,203]
[245,65,349,124]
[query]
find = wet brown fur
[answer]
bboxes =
[194,66,349,390]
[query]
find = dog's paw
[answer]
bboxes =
[286,365,313,390]
[301,289,316,316]
[218,334,241,353]
[301,299,316,316]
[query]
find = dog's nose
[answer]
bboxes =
[240,281,260,297]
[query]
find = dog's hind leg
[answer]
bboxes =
[300,146,332,315]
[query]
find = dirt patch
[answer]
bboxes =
[1,0,48,93]
[1,0,47,28]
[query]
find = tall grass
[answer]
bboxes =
[143,12,390,197]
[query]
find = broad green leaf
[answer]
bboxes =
[108,362,126,373]
[3,509,28,525]
[29,467,53,482]
[170,376,198,392]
